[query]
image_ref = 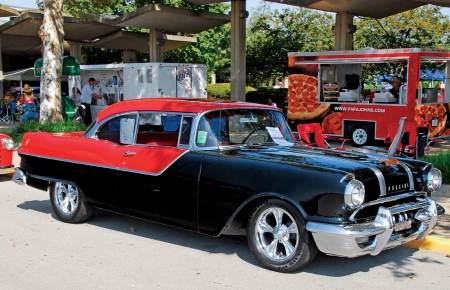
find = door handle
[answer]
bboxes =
[123,151,136,157]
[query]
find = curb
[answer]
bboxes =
[403,236,450,255]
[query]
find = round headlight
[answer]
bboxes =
[1,138,14,150]
[344,179,365,208]
[426,167,442,193]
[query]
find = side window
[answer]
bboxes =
[97,114,136,145]
[135,113,182,147]
[180,116,193,145]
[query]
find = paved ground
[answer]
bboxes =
[2,121,450,254]
[2,179,449,289]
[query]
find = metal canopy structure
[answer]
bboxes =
[0,4,229,61]
[89,31,197,53]
[0,4,19,17]
[113,4,230,34]
[185,0,450,19]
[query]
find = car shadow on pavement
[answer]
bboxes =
[16,199,447,275]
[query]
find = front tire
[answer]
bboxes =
[247,199,317,272]
[50,181,94,223]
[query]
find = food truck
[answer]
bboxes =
[70,63,207,120]
[287,48,450,146]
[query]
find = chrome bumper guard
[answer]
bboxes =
[12,168,26,186]
[306,196,438,258]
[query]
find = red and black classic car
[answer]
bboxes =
[0,133,14,176]
[13,98,444,272]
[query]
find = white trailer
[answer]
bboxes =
[69,62,207,120]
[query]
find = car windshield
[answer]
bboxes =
[195,109,295,147]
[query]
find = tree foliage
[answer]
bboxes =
[354,6,450,50]
[353,6,450,85]
[246,6,334,87]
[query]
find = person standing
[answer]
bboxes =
[81,78,103,125]
[70,87,82,106]
[267,98,277,107]
[389,77,400,98]
[19,84,36,105]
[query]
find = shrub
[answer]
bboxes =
[420,151,450,184]
[1,120,87,144]
[207,83,257,100]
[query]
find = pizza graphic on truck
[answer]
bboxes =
[287,48,450,146]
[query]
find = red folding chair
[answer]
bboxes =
[297,123,347,150]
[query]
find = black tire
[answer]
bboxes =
[247,199,318,272]
[50,181,94,223]
[350,124,372,147]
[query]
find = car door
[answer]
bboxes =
[116,113,201,229]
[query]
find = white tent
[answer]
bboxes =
[2,68,69,94]
[2,67,69,81]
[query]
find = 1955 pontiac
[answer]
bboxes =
[13,98,444,272]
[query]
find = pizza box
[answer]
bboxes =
[322,82,339,93]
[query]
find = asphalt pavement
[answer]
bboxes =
[1,121,450,255]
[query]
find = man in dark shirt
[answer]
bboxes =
[389,77,400,98]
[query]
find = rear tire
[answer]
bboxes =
[50,181,94,223]
[350,125,372,147]
[247,199,317,272]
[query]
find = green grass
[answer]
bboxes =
[0,120,87,144]
[420,151,450,184]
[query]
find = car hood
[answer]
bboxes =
[226,145,428,198]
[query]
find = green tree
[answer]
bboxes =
[37,0,122,123]
[246,6,334,87]
[354,5,450,85]
[354,5,450,50]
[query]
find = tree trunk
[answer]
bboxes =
[38,0,64,123]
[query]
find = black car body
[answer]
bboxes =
[13,98,444,272]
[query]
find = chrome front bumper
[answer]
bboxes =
[12,167,26,185]
[306,197,439,257]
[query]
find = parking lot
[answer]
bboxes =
[1,173,450,289]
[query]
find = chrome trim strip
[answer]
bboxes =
[340,173,355,183]
[422,163,432,172]
[398,162,414,190]
[19,150,190,176]
[366,165,386,196]
[349,191,424,222]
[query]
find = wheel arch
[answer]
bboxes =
[29,174,89,203]
[219,192,308,236]
[344,120,376,138]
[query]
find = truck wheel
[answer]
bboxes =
[247,199,318,272]
[50,181,94,223]
[350,125,372,147]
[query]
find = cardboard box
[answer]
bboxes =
[321,66,336,82]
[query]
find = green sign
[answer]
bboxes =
[34,56,81,77]
[34,58,43,77]
[62,56,81,75]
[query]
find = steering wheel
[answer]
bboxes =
[242,126,267,144]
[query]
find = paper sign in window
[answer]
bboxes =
[120,118,135,144]
[266,127,294,146]
[197,131,207,146]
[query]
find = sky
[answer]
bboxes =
[2,0,450,18]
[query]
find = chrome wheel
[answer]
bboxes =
[254,206,299,262]
[54,182,79,215]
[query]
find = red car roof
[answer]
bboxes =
[96,98,277,123]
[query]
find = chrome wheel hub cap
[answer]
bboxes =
[255,207,299,261]
[55,182,79,215]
